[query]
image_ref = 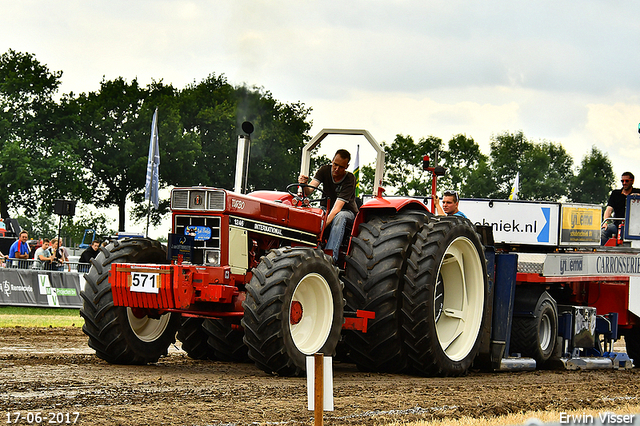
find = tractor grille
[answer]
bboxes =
[174,215,222,264]
[171,188,226,211]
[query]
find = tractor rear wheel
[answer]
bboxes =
[202,318,249,362]
[402,216,489,376]
[342,210,429,373]
[177,317,217,360]
[80,238,180,364]
[242,247,343,376]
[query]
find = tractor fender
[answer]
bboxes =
[359,195,429,212]
[352,197,432,237]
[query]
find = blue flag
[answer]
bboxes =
[144,108,160,209]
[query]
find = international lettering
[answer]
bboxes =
[254,223,284,236]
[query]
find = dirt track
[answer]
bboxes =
[1,327,639,426]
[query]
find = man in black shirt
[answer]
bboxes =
[79,240,101,272]
[601,172,639,244]
[298,149,358,262]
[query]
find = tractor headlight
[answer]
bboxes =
[204,249,221,266]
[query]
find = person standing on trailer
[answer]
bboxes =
[601,172,639,245]
[434,189,467,218]
[298,149,359,263]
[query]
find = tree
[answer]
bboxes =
[488,131,533,198]
[75,77,163,231]
[63,208,117,246]
[360,164,376,196]
[176,77,312,193]
[382,134,442,196]
[487,131,573,201]
[461,157,498,198]
[0,49,88,218]
[519,141,573,201]
[237,85,312,191]
[129,80,201,229]
[440,134,486,194]
[569,146,615,205]
[177,74,236,188]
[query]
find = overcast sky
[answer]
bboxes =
[2,1,640,235]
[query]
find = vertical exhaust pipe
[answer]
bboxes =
[234,122,254,194]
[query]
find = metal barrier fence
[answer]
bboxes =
[3,258,91,273]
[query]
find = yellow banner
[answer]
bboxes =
[560,204,601,244]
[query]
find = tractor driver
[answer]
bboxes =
[298,149,359,263]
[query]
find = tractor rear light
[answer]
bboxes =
[204,249,221,266]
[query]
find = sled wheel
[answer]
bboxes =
[510,292,558,366]
[403,216,489,376]
[624,323,640,367]
[80,238,180,365]
[177,317,217,360]
[342,210,429,372]
[242,247,343,376]
[202,318,249,362]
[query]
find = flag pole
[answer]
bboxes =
[145,198,151,238]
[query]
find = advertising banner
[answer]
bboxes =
[0,269,84,308]
[559,204,601,245]
[543,252,640,277]
[458,199,560,246]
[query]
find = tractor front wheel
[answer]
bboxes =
[242,247,344,376]
[80,238,180,364]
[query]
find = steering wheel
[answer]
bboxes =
[286,183,327,207]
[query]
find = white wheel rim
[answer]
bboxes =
[540,312,552,351]
[127,308,172,343]
[435,236,485,361]
[289,273,334,355]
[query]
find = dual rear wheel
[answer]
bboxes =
[343,213,490,376]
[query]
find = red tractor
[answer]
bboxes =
[80,128,490,376]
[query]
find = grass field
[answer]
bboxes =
[0,306,82,327]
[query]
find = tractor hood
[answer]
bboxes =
[170,187,324,237]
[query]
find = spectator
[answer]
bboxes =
[57,238,70,261]
[33,238,55,270]
[0,218,5,230]
[28,240,41,259]
[79,240,101,272]
[601,172,639,245]
[434,190,467,218]
[8,230,30,267]
[50,238,67,271]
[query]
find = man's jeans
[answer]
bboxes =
[325,210,355,263]
[601,223,619,245]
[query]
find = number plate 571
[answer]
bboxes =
[130,272,160,294]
